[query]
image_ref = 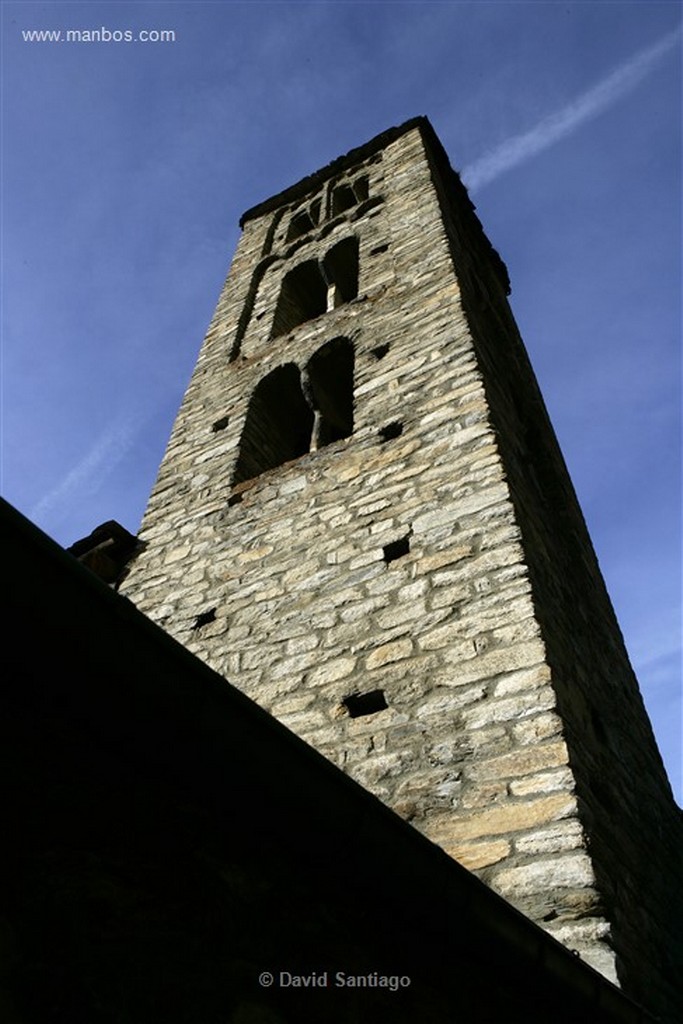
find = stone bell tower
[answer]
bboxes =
[121,118,682,1020]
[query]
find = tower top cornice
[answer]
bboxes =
[240,116,435,227]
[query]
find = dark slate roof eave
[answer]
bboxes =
[239,116,432,227]
[2,496,656,1022]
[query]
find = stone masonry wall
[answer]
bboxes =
[121,121,681,1020]
[421,135,683,1019]
[419,130,679,1024]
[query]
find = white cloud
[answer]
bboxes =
[462,26,681,192]
[31,409,146,523]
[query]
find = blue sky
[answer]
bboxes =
[2,1,681,800]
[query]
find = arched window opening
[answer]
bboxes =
[229,253,279,361]
[352,175,369,203]
[232,365,314,485]
[331,177,369,217]
[323,237,359,309]
[270,260,327,338]
[285,196,323,244]
[231,342,355,493]
[270,239,359,339]
[331,184,357,217]
[304,338,354,449]
[310,198,322,224]
[286,210,315,242]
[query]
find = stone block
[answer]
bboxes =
[414,545,473,574]
[428,793,577,843]
[375,600,427,629]
[446,838,511,871]
[465,741,569,783]
[366,637,413,669]
[514,820,584,856]
[493,853,596,898]
[460,683,556,729]
[512,712,565,746]
[509,768,574,797]
[306,656,357,687]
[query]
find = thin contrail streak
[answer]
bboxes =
[462,26,681,192]
[31,410,144,523]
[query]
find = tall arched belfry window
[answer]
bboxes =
[231,365,314,485]
[232,339,355,488]
[270,261,327,339]
[322,237,359,308]
[270,238,359,339]
[304,338,354,448]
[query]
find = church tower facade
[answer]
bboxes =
[121,119,681,1019]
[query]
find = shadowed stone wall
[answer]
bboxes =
[4,498,656,1024]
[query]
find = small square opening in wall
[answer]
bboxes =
[342,690,388,719]
[192,608,216,630]
[211,416,230,432]
[371,344,390,360]
[379,422,403,443]
[383,535,410,564]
